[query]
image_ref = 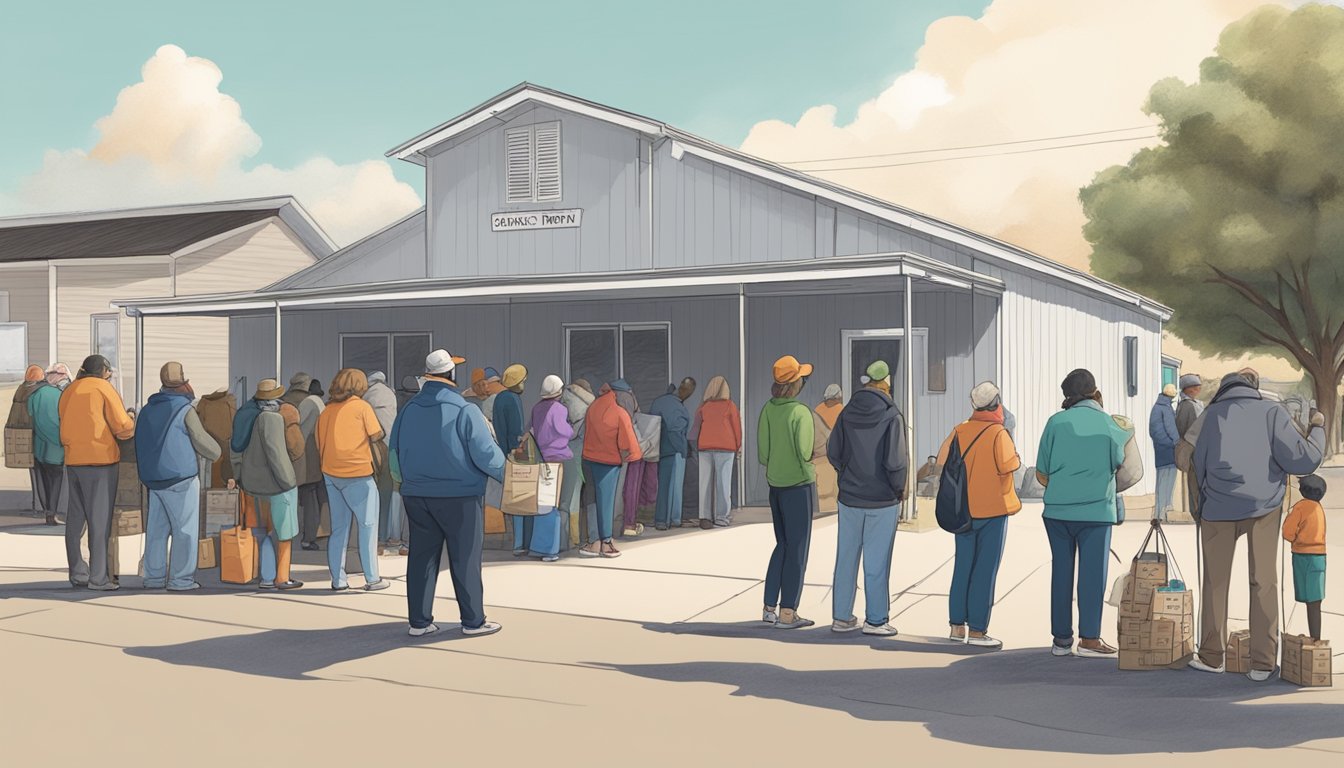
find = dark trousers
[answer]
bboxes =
[35,461,65,515]
[298,482,322,543]
[765,483,816,611]
[65,464,119,587]
[404,495,485,630]
[1044,517,1111,642]
[949,515,1009,632]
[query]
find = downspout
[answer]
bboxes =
[134,311,144,409]
[274,301,283,378]
[47,261,57,366]
[738,283,747,508]
[648,137,655,269]
[903,272,916,522]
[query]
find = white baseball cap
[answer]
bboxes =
[970,381,1001,410]
[540,374,564,399]
[425,349,466,376]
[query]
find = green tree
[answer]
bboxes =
[1082,3,1344,445]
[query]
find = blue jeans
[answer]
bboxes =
[765,483,816,611]
[949,515,1008,632]
[404,495,485,630]
[325,474,380,588]
[511,515,534,552]
[143,476,200,589]
[387,491,408,544]
[655,453,687,527]
[1044,517,1112,642]
[832,502,899,626]
[1154,465,1177,519]
[584,460,621,542]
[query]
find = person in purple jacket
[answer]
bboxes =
[526,375,576,562]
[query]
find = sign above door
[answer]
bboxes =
[490,208,583,232]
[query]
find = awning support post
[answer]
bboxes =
[902,273,915,523]
[134,312,144,409]
[738,284,747,509]
[274,302,283,379]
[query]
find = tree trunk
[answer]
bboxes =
[1309,373,1338,457]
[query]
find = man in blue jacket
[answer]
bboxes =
[648,378,696,531]
[1189,369,1325,681]
[135,362,221,591]
[1148,383,1180,522]
[391,349,506,638]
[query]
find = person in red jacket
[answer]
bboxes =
[580,381,642,558]
[689,375,742,528]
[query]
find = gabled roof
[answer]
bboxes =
[267,208,425,290]
[387,83,1169,320]
[0,196,337,264]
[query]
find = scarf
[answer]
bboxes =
[230,398,279,453]
[970,404,1005,425]
[867,380,891,396]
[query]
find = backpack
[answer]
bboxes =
[935,425,996,534]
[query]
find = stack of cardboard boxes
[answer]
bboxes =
[1226,629,1252,674]
[1118,555,1196,670]
[1282,634,1332,687]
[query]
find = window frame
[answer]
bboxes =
[338,331,434,381]
[562,321,672,393]
[504,121,562,204]
[90,313,122,394]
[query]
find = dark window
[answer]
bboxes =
[341,333,432,385]
[566,328,619,394]
[341,335,388,375]
[850,338,902,397]
[392,334,432,389]
[565,323,671,410]
[622,325,671,410]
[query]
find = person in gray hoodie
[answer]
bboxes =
[1188,368,1325,681]
[825,361,908,637]
[364,371,398,551]
[283,373,327,551]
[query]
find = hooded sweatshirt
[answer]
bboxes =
[1148,393,1179,468]
[135,389,221,489]
[390,379,506,497]
[758,397,815,488]
[530,397,575,461]
[826,386,908,508]
[231,404,298,496]
[647,386,691,457]
[561,384,594,440]
[493,389,525,455]
[27,383,64,465]
[1192,378,1325,521]
[364,380,398,443]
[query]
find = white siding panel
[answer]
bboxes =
[175,221,317,294]
[1,268,49,367]
[55,261,170,402]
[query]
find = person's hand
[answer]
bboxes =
[226,479,236,490]
[1310,409,1326,428]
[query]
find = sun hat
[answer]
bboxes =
[425,349,466,376]
[970,381,1001,410]
[502,364,528,389]
[540,375,564,399]
[254,378,285,400]
[289,372,313,392]
[772,355,814,384]
[159,361,189,388]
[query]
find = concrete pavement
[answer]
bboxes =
[1,489,1342,765]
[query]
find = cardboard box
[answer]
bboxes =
[197,536,218,569]
[1119,649,1178,670]
[115,462,143,509]
[1133,561,1167,581]
[1226,630,1252,674]
[205,488,240,515]
[3,427,34,469]
[113,508,143,536]
[1151,590,1194,619]
[1282,635,1332,687]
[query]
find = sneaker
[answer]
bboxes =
[87,582,120,592]
[966,633,1003,649]
[682,520,701,528]
[1247,668,1276,682]
[408,623,440,637]
[1051,639,1074,657]
[45,513,59,526]
[259,582,277,590]
[541,555,559,563]
[276,580,304,591]
[301,541,320,551]
[398,546,409,557]
[714,520,730,528]
[512,548,528,557]
[700,519,714,530]
[763,606,779,624]
[655,523,669,531]
[949,625,967,642]
[462,621,502,637]
[775,609,815,629]
[623,523,644,537]
[831,617,862,633]
[862,623,899,637]
[142,582,166,590]
[167,582,202,592]
[70,580,89,588]
[331,584,350,592]
[578,542,602,558]
[600,540,622,558]
[363,579,390,592]
[1188,657,1225,674]
[1075,639,1118,659]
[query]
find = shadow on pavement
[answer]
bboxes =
[644,620,988,654]
[124,621,474,680]
[605,649,1344,754]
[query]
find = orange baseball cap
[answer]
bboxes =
[772,355,814,384]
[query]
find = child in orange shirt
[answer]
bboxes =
[1283,474,1327,640]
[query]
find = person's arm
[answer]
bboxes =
[886,411,908,500]
[794,405,814,467]
[1269,407,1325,476]
[555,406,576,444]
[826,412,846,471]
[315,411,328,459]
[757,408,771,467]
[104,387,135,440]
[184,408,222,462]
[1035,423,1053,487]
[1161,409,1179,448]
[281,406,305,462]
[1282,506,1302,543]
[618,411,643,463]
[688,407,703,445]
[389,412,403,485]
[259,417,296,487]
[298,399,320,440]
[995,430,1022,476]
[730,402,743,453]
[465,406,507,483]
[361,402,385,444]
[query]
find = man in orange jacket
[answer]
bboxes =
[59,355,135,590]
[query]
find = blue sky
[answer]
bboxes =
[0,0,990,195]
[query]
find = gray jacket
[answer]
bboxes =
[230,410,298,496]
[561,385,594,440]
[364,382,398,444]
[1191,380,1324,522]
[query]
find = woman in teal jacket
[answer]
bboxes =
[1036,369,1128,659]
[27,364,70,525]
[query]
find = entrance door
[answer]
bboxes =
[840,328,927,406]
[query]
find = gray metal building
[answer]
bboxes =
[115,84,1170,507]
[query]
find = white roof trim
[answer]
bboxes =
[387,87,663,164]
[114,253,1000,316]
[671,140,1171,322]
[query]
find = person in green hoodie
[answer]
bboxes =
[758,355,817,629]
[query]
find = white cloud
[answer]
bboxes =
[739,0,1299,380]
[3,45,420,245]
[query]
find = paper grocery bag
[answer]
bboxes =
[220,525,257,585]
[502,459,544,516]
[484,477,506,533]
[197,537,218,569]
[536,463,563,509]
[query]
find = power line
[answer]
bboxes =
[800,134,1160,172]
[780,125,1160,165]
